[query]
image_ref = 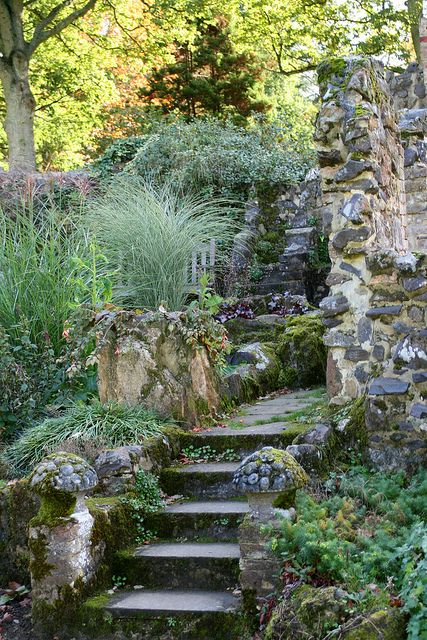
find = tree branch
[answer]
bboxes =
[28,0,98,54]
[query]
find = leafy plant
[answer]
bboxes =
[89,178,238,311]
[94,117,316,203]
[122,471,165,544]
[3,402,168,474]
[0,324,65,440]
[111,575,127,589]
[189,273,224,316]
[180,444,237,463]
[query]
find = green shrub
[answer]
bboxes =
[4,401,168,475]
[277,314,326,388]
[0,325,65,440]
[89,178,238,310]
[93,117,315,201]
[269,466,427,639]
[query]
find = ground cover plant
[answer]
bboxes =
[3,401,169,475]
[268,466,427,639]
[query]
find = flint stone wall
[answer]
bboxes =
[316,57,427,469]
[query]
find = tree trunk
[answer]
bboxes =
[0,52,37,172]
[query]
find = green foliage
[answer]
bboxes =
[188,273,224,315]
[94,117,316,202]
[0,325,64,440]
[396,523,427,638]
[270,467,427,639]
[3,402,167,475]
[0,207,110,354]
[122,471,165,544]
[89,178,238,311]
[92,136,148,179]
[181,444,237,462]
[308,233,331,270]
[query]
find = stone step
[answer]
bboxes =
[115,543,240,590]
[86,589,243,640]
[146,500,249,541]
[179,421,308,455]
[160,463,239,499]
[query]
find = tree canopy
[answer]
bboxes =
[0,0,419,170]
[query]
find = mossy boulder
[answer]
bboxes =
[265,585,349,639]
[276,313,326,388]
[340,608,407,639]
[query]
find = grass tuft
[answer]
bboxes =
[4,401,171,475]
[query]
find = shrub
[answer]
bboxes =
[3,401,168,475]
[269,466,427,640]
[89,178,239,310]
[0,325,64,441]
[93,117,316,201]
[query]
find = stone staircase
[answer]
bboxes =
[93,391,318,639]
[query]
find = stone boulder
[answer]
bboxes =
[97,311,220,425]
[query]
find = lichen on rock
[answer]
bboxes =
[233,446,308,495]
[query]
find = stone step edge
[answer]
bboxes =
[132,542,241,559]
[104,589,240,616]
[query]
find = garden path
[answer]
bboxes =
[100,389,320,639]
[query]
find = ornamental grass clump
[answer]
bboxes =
[89,178,239,311]
[0,208,107,354]
[4,401,168,475]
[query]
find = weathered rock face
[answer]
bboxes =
[316,57,427,469]
[97,311,220,425]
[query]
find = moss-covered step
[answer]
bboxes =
[114,542,240,590]
[160,463,239,499]
[178,421,310,455]
[146,500,248,541]
[83,590,245,640]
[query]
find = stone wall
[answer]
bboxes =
[388,61,427,252]
[230,173,329,304]
[316,57,427,469]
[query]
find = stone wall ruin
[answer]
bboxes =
[316,57,427,469]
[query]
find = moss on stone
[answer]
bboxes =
[31,493,77,528]
[276,314,326,389]
[28,533,54,582]
[340,608,407,639]
[317,57,347,86]
[0,479,39,583]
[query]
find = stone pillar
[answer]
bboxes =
[316,57,407,404]
[28,453,98,637]
[233,447,307,600]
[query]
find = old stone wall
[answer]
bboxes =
[388,60,427,252]
[230,173,329,304]
[316,57,427,469]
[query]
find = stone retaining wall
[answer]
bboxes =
[316,57,427,469]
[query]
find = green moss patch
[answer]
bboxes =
[276,314,326,389]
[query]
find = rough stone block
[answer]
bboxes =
[368,377,410,395]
